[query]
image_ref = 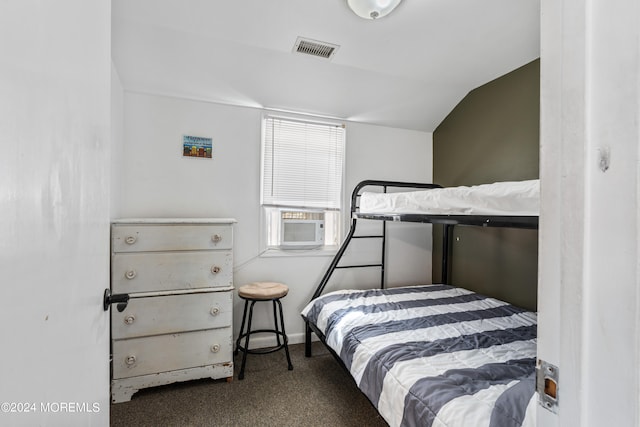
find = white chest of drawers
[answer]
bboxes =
[110,218,236,403]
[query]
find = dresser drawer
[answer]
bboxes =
[112,291,232,340]
[112,224,232,253]
[112,251,232,293]
[112,328,232,379]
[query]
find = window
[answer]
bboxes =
[261,114,346,250]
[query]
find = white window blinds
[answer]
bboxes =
[261,115,345,209]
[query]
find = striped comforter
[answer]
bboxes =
[301,284,537,427]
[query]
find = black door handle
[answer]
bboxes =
[103,289,130,312]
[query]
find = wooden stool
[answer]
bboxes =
[234,282,293,380]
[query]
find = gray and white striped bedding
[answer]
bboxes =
[301,284,537,427]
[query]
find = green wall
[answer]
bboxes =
[432,59,539,310]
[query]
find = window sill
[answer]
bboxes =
[260,246,339,258]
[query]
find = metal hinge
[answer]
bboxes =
[536,359,559,413]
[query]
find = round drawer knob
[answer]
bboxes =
[211,266,221,274]
[210,306,220,316]
[211,234,222,243]
[210,344,221,353]
[124,315,135,325]
[124,235,137,245]
[125,270,137,280]
[125,355,136,366]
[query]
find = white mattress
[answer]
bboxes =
[359,179,539,216]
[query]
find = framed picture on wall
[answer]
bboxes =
[183,135,212,158]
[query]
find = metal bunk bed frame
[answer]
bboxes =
[304,179,539,357]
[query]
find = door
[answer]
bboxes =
[0,1,112,426]
[539,0,640,426]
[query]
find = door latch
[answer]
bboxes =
[536,359,559,413]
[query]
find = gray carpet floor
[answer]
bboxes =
[110,342,388,427]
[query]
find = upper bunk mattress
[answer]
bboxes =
[359,179,539,216]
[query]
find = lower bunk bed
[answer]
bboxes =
[302,179,540,427]
[302,284,537,427]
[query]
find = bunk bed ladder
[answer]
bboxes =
[305,180,444,357]
[311,216,386,300]
[306,184,391,357]
[311,186,392,302]
[346,221,387,288]
[305,216,387,357]
[308,219,451,311]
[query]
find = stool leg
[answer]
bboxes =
[276,299,293,371]
[235,299,249,356]
[272,300,281,346]
[238,300,256,380]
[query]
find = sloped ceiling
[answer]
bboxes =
[111,0,540,132]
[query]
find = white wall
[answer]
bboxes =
[119,92,433,343]
[0,1,111,426]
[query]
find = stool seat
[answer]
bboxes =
[238,282,289,300]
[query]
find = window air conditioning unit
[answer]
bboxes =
[280,211,324,249]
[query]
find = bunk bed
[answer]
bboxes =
[301,179,539,427]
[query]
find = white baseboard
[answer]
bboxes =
[237,331,319,349]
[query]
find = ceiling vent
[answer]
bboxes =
[293,37,339,60]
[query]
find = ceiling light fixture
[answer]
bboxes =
[346,0,403,20]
